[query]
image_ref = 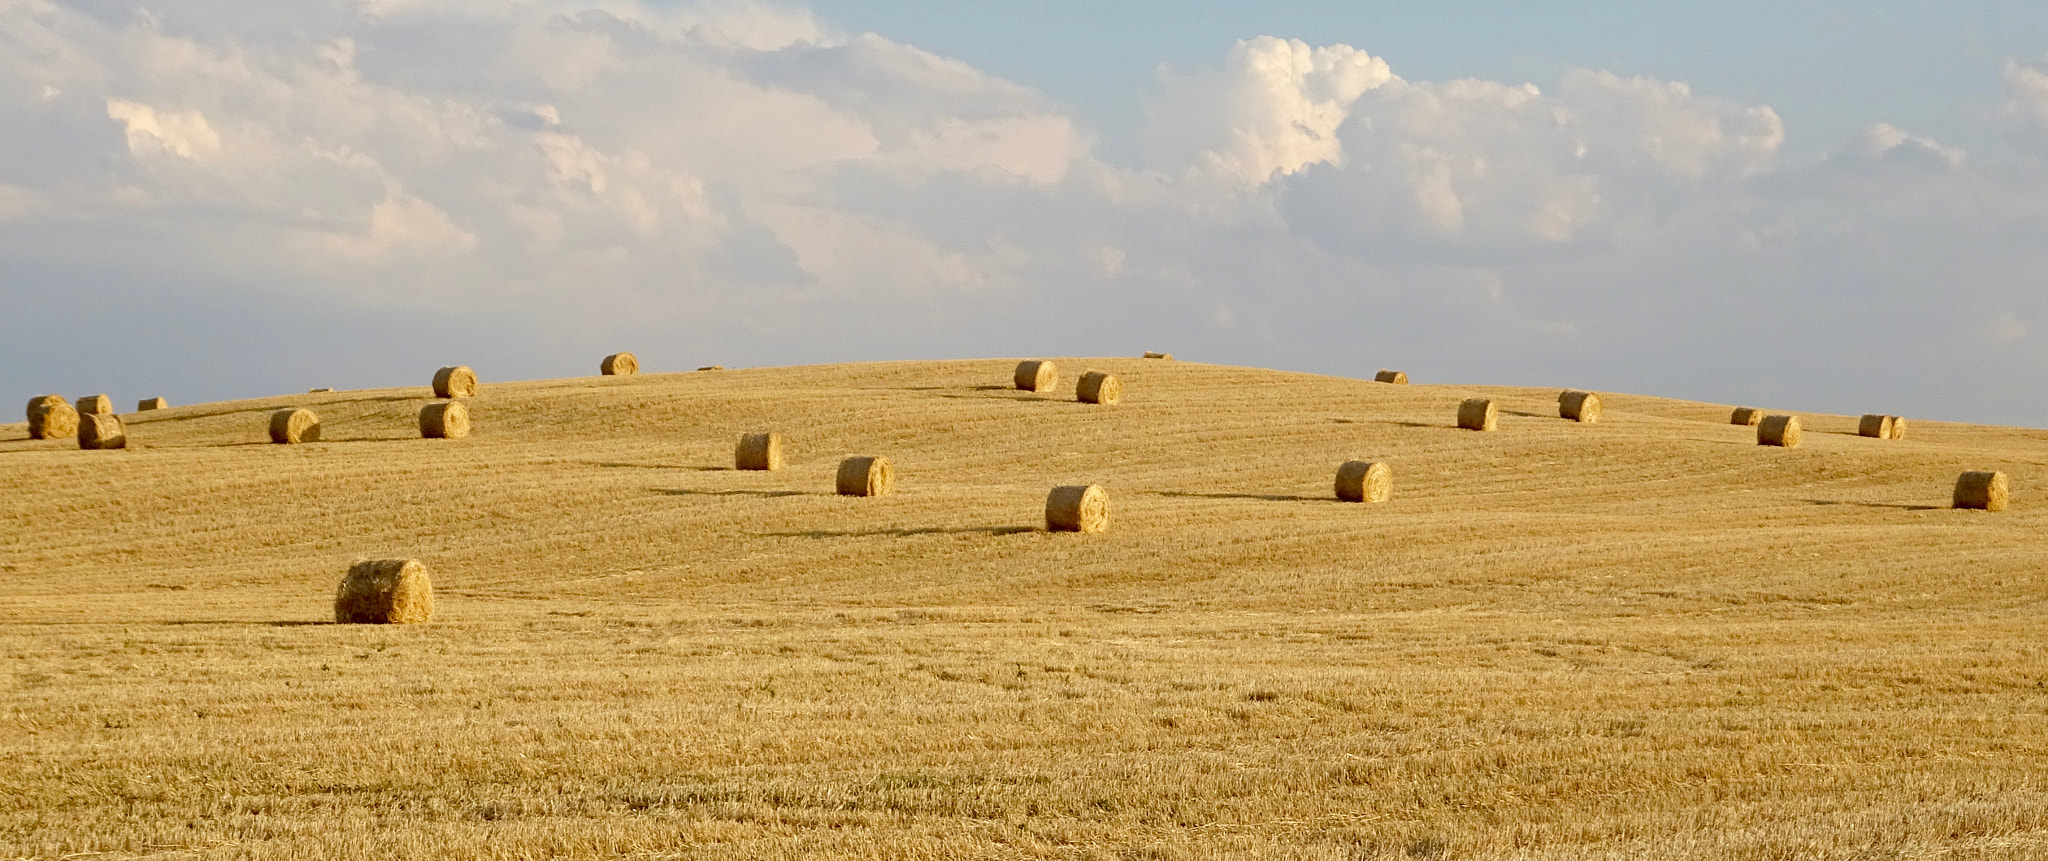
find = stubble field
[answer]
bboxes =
[4,358,2047,859]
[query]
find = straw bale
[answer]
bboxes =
[432,365,478,399]
[737,432,782,471]
[1046,484,1109,533]
[75,394,113,415]
[1953,471,2009,511]
[1730,407,1763,426]
[1374,370,1408,384]
[77,413,126,449]
[270,408,321,444]
[419,401,469,439]
[1335,460,1392,503]
[1888,417,1907,440]
[27,395,77,440]
[601,352,639,375]
[1757,414,1801,447]
[1143,351,1173,360]
[136,397,167,412]
[1077,371,1121,405]
[697,365,724,371]
[1457,398,1497,431]
[836,456,894,497]
[1014,360,1057,392]
[334,559,435,624]
[1858,414,1896,439]
[1559,390,1602,423]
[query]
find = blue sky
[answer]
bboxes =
[4,1,2048,426]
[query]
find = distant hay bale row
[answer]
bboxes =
[1335,461,1392,503]
[1859,414,1907,440]
[1374,370,1408,385]
[601,352,638,376]
[1046,484,1108,533]
[1077,371,1121,405]
[336,559,434,624]
[1559,390,1601,423]
[77,413,125,450]
[1015,360,1057,392]
[737,432,782,471]
[432,365,478,399]
[137,397,167,412]
[26,395,77,440]
[270,408,321,444]
[1458,398,1496,431]
[1954,471,2008,511]
[1757,415,1801,447]
[837,456,893,497]
[420,402,469,439]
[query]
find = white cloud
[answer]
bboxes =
[1143,36,1392,184]
[105,99,221,159]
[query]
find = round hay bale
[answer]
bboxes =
[1730,407,1763,426]
[270,408,321,444]
[309,387,334,393]
[1953,470,2009,511]
[335,559,435,624]
[1858,414,1895,439]
[26,395,77,440]
[432,365,478,399]
[836,455,894,497]
[77,413,126,450]
[1077,371,1121,405]
[1888,417,1907,440]
[1559,390,1602,423]
[697,365,724,372]
[1457,398,1497,431]
[75,394,113,415]
[737,432,783,471]
[1014,360,1057,392]
[601,352,639,375]
[1143,351,1173,360]
[419,401,470,439]
[1757,414,1801,447]
[1334,460,1392,503]
[1374,370,1409,385]
[1046,484,1109,533]
[136,397,168,412]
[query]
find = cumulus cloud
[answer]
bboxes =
[1142,36,1392,183]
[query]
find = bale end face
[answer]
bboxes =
[836,456,894,497]
[75,394,113,415]
[1559,390,1602,423]
[335,559,435,624]
[419,401,470,439]
[1757,414,1801,447]
[1374,370,1409,385]
[137,397,168,412]
[26,396,78,440]
[431,365,478,399]
[1077,371,1122,405]
[1143,351,1173,360]
[1335,461,1392,503]
[270,408,321,444]
[1014,360,1057,392]
[601,352,639,375]
[1954,471,2009,511]
[1046,484,1109,533]
[737,432,783,471]
[1730,407,1763,426]
[77,413,126,450]
[1457,398,1497,431]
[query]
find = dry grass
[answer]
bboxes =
[4,358,2048,859]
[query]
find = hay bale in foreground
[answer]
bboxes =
[1143,351,1173,360]
[737,432,782,471]
[836,456,894,497]
[26,395,77,440]
[601,352,639,375]
[432,365,478,399]
[1757,414,1801,447]
[1730,407,1763,426]
[136,397,167,412]
[1335,461,1392,503]
[1457,398,1497,431]
[1953,471,2009,511]
[335,559,434,624]
[1374,370,1408,385]
[1046,484,1109,533]
[270,408,321,444]
[77,413,125,450]
[1559,390,1602,423]
[1858,414,1896,440]
[1014,360,1057,392]
[1077,371,1121,405]
[75,394,112,415]
[419,401,469,439]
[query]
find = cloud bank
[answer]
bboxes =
[4,1,2048,426]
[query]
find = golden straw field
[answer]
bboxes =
[4,358,2048,859]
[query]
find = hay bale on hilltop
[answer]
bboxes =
[1757,415,1801,447]
[1953,471,2009,511]
[697,365,723,372]
[1014,360,1057,392]
[601,352,639,375]
[1457,398,1497,431]
[1730,407,1763,426]
[1143,351,1173,360]
[1077,371,1121,405]
[136,397,167,412]
[836,456,894,497]
[77,413,126,450]
[1374,370,1408,385]
[335,559,435,624]
[1046,484,1109,533]
[270,408,321,444]
[309,388,334,393]
[26,395,77,440]
[1559,390,1602,423]
[419,402,470,439]
[1335,461,1392,503]
[1858,414,1895,440]
[737,432,782,471]
[75,394,113,415]
[432,366,478,399]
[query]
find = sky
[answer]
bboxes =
[4,0,2048,426]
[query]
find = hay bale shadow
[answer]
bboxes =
[764,526,1036,538]
[1155,491,1328,503]
[1802,499,1941,511]
[652,488,812,498]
